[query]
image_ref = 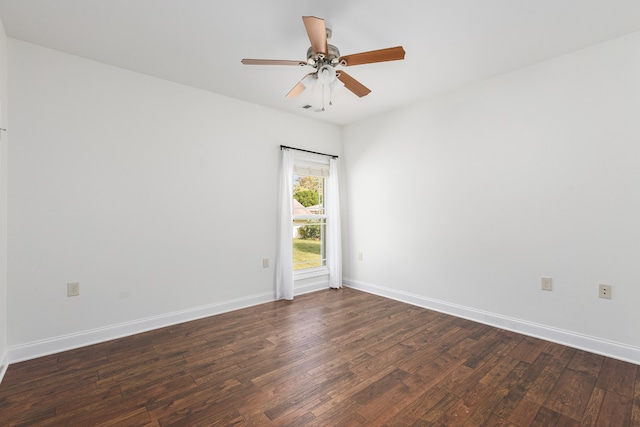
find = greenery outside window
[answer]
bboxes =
[292,169,327,271]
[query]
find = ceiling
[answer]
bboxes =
[1,1,640,126]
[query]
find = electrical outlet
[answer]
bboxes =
[67,282,80,297]
[263,258,269,268]
[599,284,612,299]
[357,251,364,261]
[541,277,552,291]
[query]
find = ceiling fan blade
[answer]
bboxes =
[337,71,371,98]
[302,16,328,56]
[285,73,316,98]
[241,59,306,66]
[286,81,307,99]
[339,46,406,67]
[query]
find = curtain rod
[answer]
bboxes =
[280,145,338,159]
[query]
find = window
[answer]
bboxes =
[291,158,329,272]
[277,147,341,300]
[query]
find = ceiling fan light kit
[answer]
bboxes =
[241,16,405,108]
[317,64,336,85]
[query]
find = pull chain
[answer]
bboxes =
[322,85,326,112]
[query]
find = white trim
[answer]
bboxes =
[295,279,330,296]
[0,350,8,384]
[294,266,329,280]
[293,214,327,221]
[343,278,640,366]
[8,291,275,364]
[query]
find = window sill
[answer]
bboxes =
[294,267,329,280]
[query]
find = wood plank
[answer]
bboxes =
[351,368,410,405]
[310,365,397,412]
[479,356,522,388]
[43,389,144,426]
[479,414,518,426]
[356,380,411,423]
[508,336,547,364]
[383,385,450,425]
[466,359,533,426]
[595,357,638,398]
[435,382,497,426]
[543,367,597,420]
[147,381,255,425]
[492,353,554,420]
[566,349,604,377]
[462,385,510,426]
[632,367,640,425]
[420,389,460,423]
[306,398,364,426]
[262,366,362,423]
[524,346,575,405]
[463,329,518,369]
[531,406,560,426]
[402,352,466,395]
[508,398,542,426]
[581,386,605,427]
[595,390,633,426]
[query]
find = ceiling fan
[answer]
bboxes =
[241,16,405,101]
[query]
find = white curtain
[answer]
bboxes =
[276,148,294,300]
[327,158,343,288]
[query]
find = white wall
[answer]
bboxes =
[0,17,9,377]
[7,40,341,360]
[343,32,640,362]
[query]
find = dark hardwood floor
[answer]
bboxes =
[0,287,638,426]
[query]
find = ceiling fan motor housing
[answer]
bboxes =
[306,44,341,67]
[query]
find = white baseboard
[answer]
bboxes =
[8,291,276,364]
[0,350,8,383]
[7,283,331,366]
[344,278,640,365]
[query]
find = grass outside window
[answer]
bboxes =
[293,238,322,270]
